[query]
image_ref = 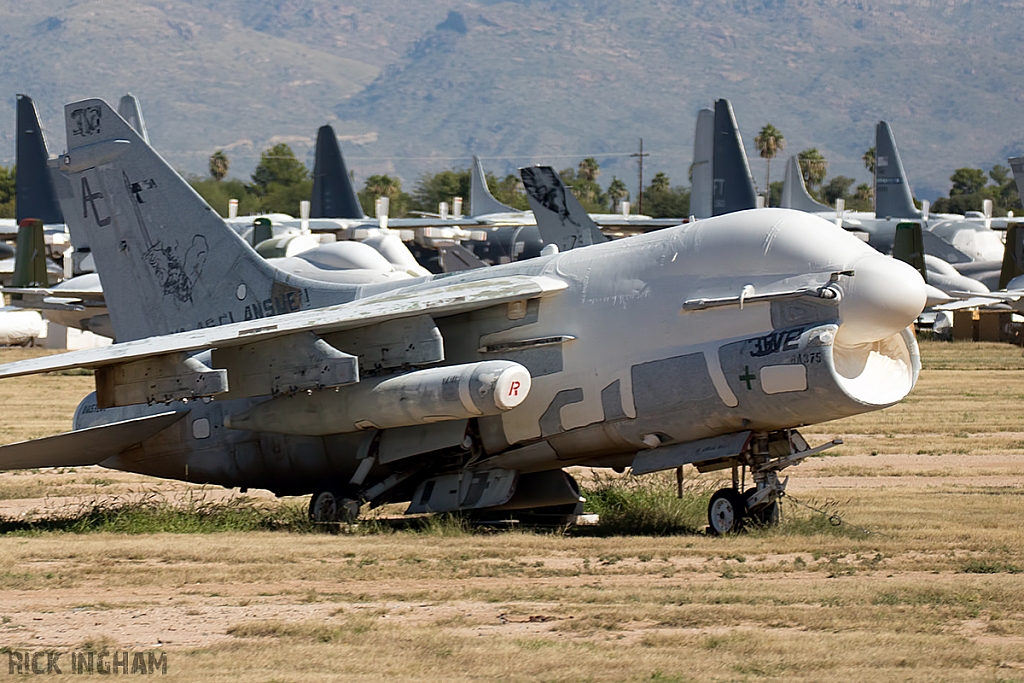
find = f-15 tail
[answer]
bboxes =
[520,166,608,251]
[53,98,357,342]
[310,125,366,220]
[780,155,832,213]
[875,121,921,220]
[470,156,516,216]
[15,95,64,225]
[712,99,757,216]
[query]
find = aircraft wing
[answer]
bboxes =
[4,287,108,312]
[934,291,1022,311]
[0,411,185,470]
[0,275,567,380]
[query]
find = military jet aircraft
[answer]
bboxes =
[0,99,927,534]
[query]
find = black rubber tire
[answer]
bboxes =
[707,487,746,535]
[309,490,338,522]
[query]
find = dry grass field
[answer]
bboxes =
[0,341,1022,682]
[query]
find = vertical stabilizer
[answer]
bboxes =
[999,222,1024,289]
[875,122,921,219]
[53,99,356,342]
[116,94,149,145]
[780,155,832,213]
[310,125,366,220]
[712,99,757,216]
[893,222,928,284]
[470,156,516,216]
[12,219,49,287]
[520,166,608,251]
[690,108,714,219]
[15,95,64,225]
[1009,157,1024,199]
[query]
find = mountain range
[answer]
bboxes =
[2,0,1023,202]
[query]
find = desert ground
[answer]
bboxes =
[0,341,1022,682]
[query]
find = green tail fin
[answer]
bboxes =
[893,222,927,284]
[999,223,1024,289]
[12,218,49,287]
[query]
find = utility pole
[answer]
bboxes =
[631,138,649,214]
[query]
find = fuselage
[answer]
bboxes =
[75,209,925,496]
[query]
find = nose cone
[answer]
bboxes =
[835,255,927,346]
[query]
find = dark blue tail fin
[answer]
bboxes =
[874,121,921,220]
[712,99,758,216]
[310,125,366,219]
[15,95,64,225]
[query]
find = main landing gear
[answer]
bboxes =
[706,430,839,535]
[309,489,361,523]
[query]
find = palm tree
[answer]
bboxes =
[209,150,229,181]
[863,147,876,211]
[577,157,601,182]
[754,125,785,206]
[798,148,827,193]
[364,174,401,199]
[606,176,629,212]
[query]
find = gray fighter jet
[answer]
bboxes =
[0,99,927,534]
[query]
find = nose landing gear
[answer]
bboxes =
[706,430,840,535]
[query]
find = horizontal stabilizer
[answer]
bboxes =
[0,411,185,471]
[438,242,488,272]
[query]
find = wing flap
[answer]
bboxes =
[0,411,186,470]
[0,275,567,380]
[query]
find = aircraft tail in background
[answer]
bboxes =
[310,125,367,220]
[1009,157,1024,199]
[520,166,608,252]
[712,99,758,216]
[51,99,358,342]
[999,222,1024,289]
[15,95,64,225]
[780,155,832,213]
[470,156,516,216]
[875,122,922,220]
[11,218,49,288]
[116,94,149,145]
[690,108,714,219]
[892,221,927,284]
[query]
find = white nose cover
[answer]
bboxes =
[835,255,927,347]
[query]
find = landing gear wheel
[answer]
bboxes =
[309,491,361,523]
[708,488,745,535]
[309,490,338,523]
[743,488,780,527]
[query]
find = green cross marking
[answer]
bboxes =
[739,366,756,390]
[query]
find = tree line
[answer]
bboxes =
[0,139,1018,220]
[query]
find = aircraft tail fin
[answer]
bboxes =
[15,94,64,225]
[54,98,354,342]
[780,155,832,213]
[893,222,928,284]
[712,99,758,216]
[12,218,49,287]
[470,156,515,216]
[998,222,1024,289]
[1009,157,1024,199]
[690,108,714,219]
[438,242,488,272]
[310,125,366,219]
[116,94,149,144]
[875,121,921,219]
[520,166,608,251]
